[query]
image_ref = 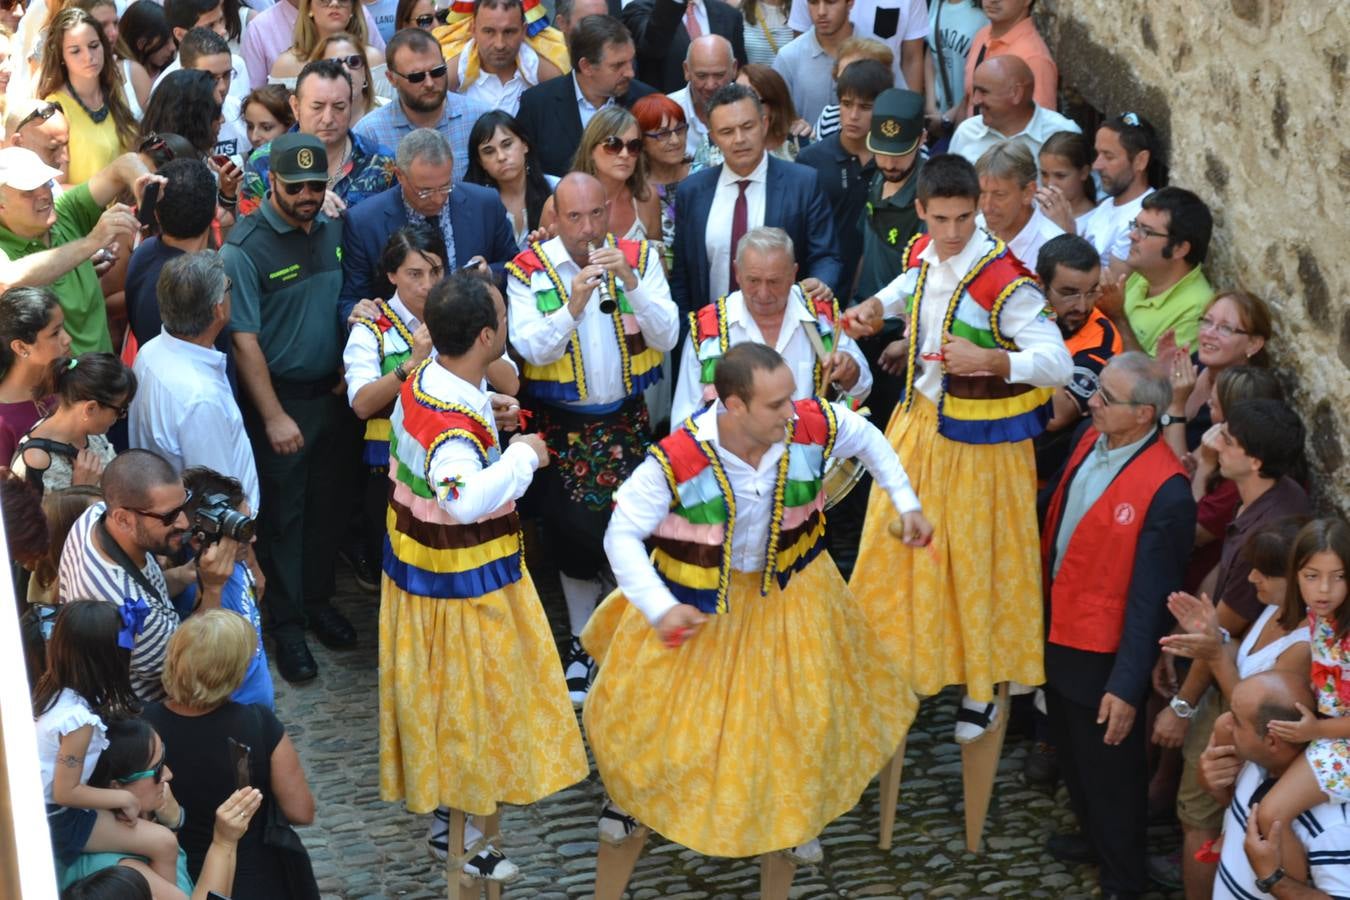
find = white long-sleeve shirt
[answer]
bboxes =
[604,401,922,625]
[508,236,680,409]
[873,230,1072,403]
[670,287,873,429]
[343,294,419,406]
[412,362,540,524]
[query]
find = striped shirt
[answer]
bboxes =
[741,4,796,65]
[58,503,178,703]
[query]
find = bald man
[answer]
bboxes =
[507,172,679,704]
[948,55,1079,166]
[669,35,738,159]
[622,0,747,94]
[6,99,71,185]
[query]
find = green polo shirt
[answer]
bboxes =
[0,183,110,354]
[855,165,923,306]
[1124,265,1213,356]
[221,198,344,382]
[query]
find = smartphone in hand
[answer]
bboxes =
[137,182,160,229]
[228,737,251,791]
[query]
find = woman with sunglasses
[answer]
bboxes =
[632,94,690,271]
[37,8,138,186]
[541,107,660,243]
[269,0,383,88]
[394,0,448,32]
[12,353,133,496]
[310,31,384,120]
[143,611,317,898]
[60,716,264,897]
[465,110,555,249]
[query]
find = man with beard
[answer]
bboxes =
[1032,233,1122,480]
[354,28,491,183]
[224,133,353,684]
[1079,112,1165,278]
[441,0,567,116]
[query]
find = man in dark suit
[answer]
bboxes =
[515,15,657,177]
[670,82,842,323]
[340,128,517,321]
[621,0,746,94]
[1039,352,1196,900]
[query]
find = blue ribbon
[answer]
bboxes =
[117,597,152,650]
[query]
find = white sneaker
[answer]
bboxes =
[461,846,520,883]
[954,694,999,743]
[785,838,823,866]
[598,800,640,844]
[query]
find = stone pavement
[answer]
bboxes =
[274,565,1189,900]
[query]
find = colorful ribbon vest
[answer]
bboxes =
[506,237,663,404]
[351,299,416,466]
[383,362,524,599]
[899,233,1056,444]
[646,398,837,614]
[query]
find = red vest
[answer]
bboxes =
[1041,427,1185,654]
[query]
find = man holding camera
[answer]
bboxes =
[130,251,258,513]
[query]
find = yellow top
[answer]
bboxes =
[46,89,123,185]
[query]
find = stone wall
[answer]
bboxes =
[1039,0,1350,507]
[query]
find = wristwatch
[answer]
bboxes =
[394,361,410,382]
[1160,413,1188,427]
[1255,866,1285,892]
[1169,696,1196,719]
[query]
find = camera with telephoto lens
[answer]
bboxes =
[192,492,255,545]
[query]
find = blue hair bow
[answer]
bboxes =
[117,597,152,650]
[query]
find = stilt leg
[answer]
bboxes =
[480,813,502,900]
[877,738,907,850]
[594,827,649,900]
[960,682,1011,853]
[446,809,479,900]
[758,852,798,900]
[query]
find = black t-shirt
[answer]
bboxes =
[125,238,185,349]
[796,135,876,293]
[142,701,290,896]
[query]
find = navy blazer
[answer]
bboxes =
[670,155,843,321]
[515,73,658,177]
[339,183,517,321]
[622,0,747,94]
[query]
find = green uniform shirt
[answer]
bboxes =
[0,183,110,354]
[855,167,923,308]
[222,198,344,382]
[1124,265,1213,356]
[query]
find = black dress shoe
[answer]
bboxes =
[275,639,318,683]
[340,544,380,592]
[1046,832,1100,865]
[309,607,358,649]
[1023,740,1059,786]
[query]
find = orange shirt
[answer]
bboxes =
[962,16,1059,115]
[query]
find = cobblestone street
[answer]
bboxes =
[274,567,1188,900]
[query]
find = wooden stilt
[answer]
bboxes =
[959,682,1011,853]
[876,737,907,850]
[446,809,477,900]
[758,852,798,900]
[479,813,502,900]
[594,826,649,900]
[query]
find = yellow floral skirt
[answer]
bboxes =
[582,554,916,858]
[379,568,588,816]
[849,394,1045,702]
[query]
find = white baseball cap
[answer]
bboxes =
[0,147,63,191]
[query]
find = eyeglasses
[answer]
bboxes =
[115,753,167,785]
[1127,218,1169,240]
[14,101,61,133]
[413,8,451,27]
[1094,385,1141,407]
[1052,285,1102,304]
[126,490,194,527]
[390,63,447,83]
[314,0,352,7]
[1198,316,1249,339]
[101,400,130,419]
[330,53,364,69]
[643,123,689,142]
[410,182,452,200]
[281,179,328,195]
[599,136,643,157]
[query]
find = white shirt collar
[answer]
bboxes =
[717,150,769,188]
[918,227,994,270]
[158,328,226,370]
[574,73,614,113]
[966,104,1046,141]
[387,292,421,330]
[726,286,814,330]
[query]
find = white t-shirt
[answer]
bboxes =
[1079,188,1154,269]
[926,0,989,112]
[36,689,109,805]
[787,0,927,88]
[1216,760,1350,899]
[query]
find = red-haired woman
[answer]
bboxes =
[633,93,690,271]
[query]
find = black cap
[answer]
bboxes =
[269,133,327,182]
[867,89,925,156]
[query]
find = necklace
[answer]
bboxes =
[327,137,353,188]
[65,81,109,123]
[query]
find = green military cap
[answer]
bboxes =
[270,133,327,182]
[867,89,926,157]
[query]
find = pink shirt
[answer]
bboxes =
[241,0,387,89]
[962,16,1058,115]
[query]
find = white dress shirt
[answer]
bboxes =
[343,293,419,406]
[667,85,709,159]
[874,230,1072,405]
[705,152,769,302]
[130,330,260,512]
[416,362,540,524]
[574,73,616,130]
[605,400,922,624]
[987,204,1066,269]
[670,287,873,427]
[508,236,680,408]
[948,104,1081,167]
[458,41,540,116]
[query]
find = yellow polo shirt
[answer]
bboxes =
[1124,265,1214,356]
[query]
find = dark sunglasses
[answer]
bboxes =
[600,136,643,157]
[331,53,364,69]
[137,132,174,162]
[14,100,61,132]
[101,400,130,419]
[413,8,451,27]
[115,752,167,785]
[281,180,328,195]
[126,489,194,527]
[391,63,447,83]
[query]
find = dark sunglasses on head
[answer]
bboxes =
[413,8,451,27]
[14,100,61,132]
[137,132,173,161]
[332,53,364,69]
[600,136,643,157]
[392,63,447,83]
[282,179,328,195]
